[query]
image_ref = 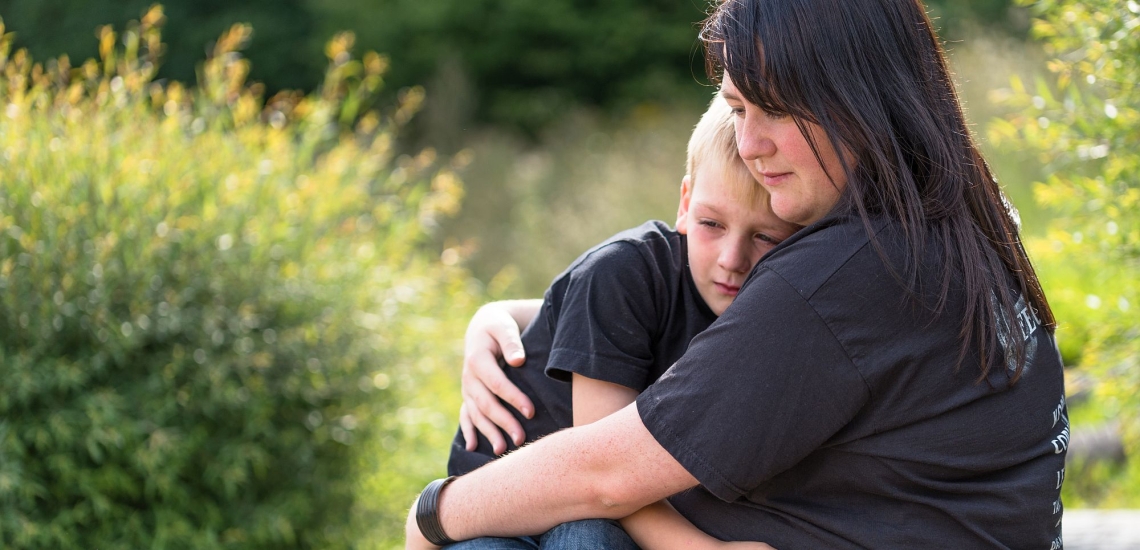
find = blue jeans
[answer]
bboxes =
[444,519,640,550]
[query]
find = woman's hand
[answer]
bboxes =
[717,542,776,550]
[404,499,442,550]
[459,301,540,454]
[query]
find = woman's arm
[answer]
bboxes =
[573,375,771,550]
[622,501,774,550]
[494,299,543,331]
[405,404,698,547]
[459,299,543,453]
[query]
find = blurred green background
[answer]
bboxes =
[0,0,1135,548]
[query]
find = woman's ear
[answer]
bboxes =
[676,175,693,234]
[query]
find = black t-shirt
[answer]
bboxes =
[638,214,1067,549]
[448,221,716,476]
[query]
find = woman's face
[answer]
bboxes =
[720,74,848,227]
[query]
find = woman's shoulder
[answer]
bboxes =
[749,213,888,300]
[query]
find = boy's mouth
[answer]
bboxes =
[714,282,740,296]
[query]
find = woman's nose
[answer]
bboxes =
[736,115,776,161]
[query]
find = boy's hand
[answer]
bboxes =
[461,303,535,454]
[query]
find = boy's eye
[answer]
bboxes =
[755,233,781,245]
[699,220,724,230]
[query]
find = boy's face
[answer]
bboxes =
[677,163,800,316]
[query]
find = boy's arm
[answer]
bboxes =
[460,299,543,453]
[571,373,638,425]
[572,375,772,550]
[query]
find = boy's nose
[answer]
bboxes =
[719,240,753,273]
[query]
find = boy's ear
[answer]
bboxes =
[676,175,693,234]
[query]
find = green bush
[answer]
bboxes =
[990,0,1140,505]
[0,7,475,548]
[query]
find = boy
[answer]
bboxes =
[441,97,798,549]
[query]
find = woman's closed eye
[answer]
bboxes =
[763,109,789,121]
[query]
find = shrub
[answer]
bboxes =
[0,7,474,548]
[989,0,1140,505]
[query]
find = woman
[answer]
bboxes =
[407,0,1066,547]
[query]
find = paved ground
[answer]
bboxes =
[1065,510,1140,549]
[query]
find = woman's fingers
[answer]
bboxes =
[458,301,536,451]
[472,351,534,420]
[463,367,526,448]
[459,404,478,451]
[492,320,527,367]
[465,391,509,454]
[463,305,534,419]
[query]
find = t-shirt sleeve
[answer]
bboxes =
[637,266,870,501]
[544,241,662,391]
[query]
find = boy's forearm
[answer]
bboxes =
[427,404,699,541]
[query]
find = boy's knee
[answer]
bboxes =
[541,519,639,550]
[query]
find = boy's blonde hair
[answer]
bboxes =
[686,95,766,205]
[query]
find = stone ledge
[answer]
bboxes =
[1064,510,1140,549]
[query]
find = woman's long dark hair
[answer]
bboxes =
[701,0,1054,382]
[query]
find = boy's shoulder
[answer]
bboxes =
[541,224,712,387]
[601,220,683,249]
[543,220,693,315]
[558,220,685,278]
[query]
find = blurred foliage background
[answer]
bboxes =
[0,0,1134,548]
[990,0,1140,507]
[0,0,1024,130]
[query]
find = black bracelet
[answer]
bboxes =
[416,476,458,546]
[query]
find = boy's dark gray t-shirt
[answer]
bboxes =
[448,220,716,476]
[637,214,1068,549]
